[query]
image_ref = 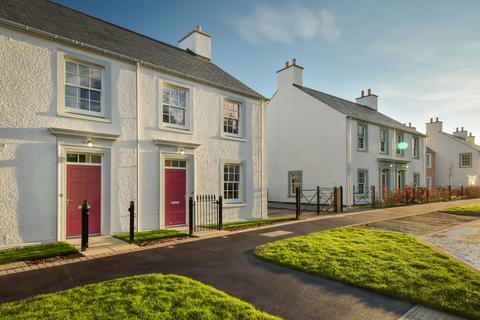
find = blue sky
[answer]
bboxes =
[55,0,480,138]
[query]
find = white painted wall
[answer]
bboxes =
[267,79,347,203]
[426,121,480,186]
[0,25,266,246]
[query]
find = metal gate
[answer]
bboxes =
[295,186,343,218]
[188,194,223,235]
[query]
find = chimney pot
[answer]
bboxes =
[195,25,201,31]
[409,122,411,127]
[461,126,464,131]
[436,117,439,122]
[361,90,365,97]
[430,118,433,123]
[368,88,372,95]
[456,128,459,132]
[292,58,296,65]
[285,61,289,68]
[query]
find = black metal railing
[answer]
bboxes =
[189,194,223,235]
[295,186,343,218]
[353,185,376,206]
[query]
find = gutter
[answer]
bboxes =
[0,17,265,101]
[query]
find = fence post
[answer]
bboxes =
[412,186,416,204]
[371,185,376,208]
[426,187,430,202]
[316,186,320,214]
[218,196,223,230]
[128,201,135,244]
[340,186,344,212]
[81,200,89,252]
[188,196,194,236]
[295,187,300,219]
[405,188,408,205]
[448,185,452,201]
[333,187,338,213]
[461,185,464,199]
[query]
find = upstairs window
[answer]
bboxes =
[396,132,405,157]
[412,137,420,159]
[459,153,472,168]
[65,60,103,116]
[357,124,368,151]
[224,100,241,135]
[380,129,389,154]
[163,86,188,128]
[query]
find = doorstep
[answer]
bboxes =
[65,235,135,257]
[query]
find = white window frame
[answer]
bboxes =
[380,128,389,154]
[56,50,111,122]
[459,153,472,168]
[357,169,369,195]
[161,83,191,130]
[413,173,420,187]
[412,136,420,159]
[426,153,432,168]
[288,170,303,198]
[357,123,368,152]
[220,96,246,141]
[221,160,245,204]
[426,176,433,188]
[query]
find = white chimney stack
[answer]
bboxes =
[178,25,212,60]
[355,88,378,111]
[426,117,443,135]
[467,132,476,144]
[276,58,303,90]
[452,126,468,140]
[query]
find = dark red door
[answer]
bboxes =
[66,165,101,237]
[165,168,186,226]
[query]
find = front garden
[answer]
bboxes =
[0,242,78,265]
[0,274,279,320]
[255,227,480,319]
[440,204,480,216]
[113,229,187,244]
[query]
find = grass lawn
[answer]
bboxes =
[0,242,77,265]
[440,205,480,217]
[220,217,296,231]
[113,229,187,243]
[0,274,279,320]
[255,227,480,319]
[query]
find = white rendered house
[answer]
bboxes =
[426,118,479,187]
[267,60,426,205]
[0,0,267,246]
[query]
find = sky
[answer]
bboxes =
[55,0,480,138]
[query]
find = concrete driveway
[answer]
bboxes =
[1,199,479,320]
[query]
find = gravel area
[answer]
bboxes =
[422,221,480,271]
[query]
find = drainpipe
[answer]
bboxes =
[261,99,266,218]
[136,62,141,231]
[346,116,352,206]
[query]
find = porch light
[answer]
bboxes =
[84,138,94,148]
[177,147,185,155]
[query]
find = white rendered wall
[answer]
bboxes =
[0,27,137,245]
[426,126,479,186]
[267,84,348,203]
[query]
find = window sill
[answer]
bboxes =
[357,149,368,153]
[57,111,111,123]
[160,125,194,135]
[220,135,247,142]
[223,202,246,208]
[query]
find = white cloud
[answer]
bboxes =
[228,6,340,44]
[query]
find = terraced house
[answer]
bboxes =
[0,0,267,246]
[267,60,426,205]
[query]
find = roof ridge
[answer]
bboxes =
[441,132,480,150]
[294,84,369,110]
[48,0,205,61]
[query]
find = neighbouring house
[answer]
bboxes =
[426,118,479,187]
[426,147,436,187]
[267,59,426,206]
[0,0,267,246]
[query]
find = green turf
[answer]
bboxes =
[0,274,279,320]
[440,205,480,216]
[220,217,296,231]
[255,227,480,319]
[113,229,187,243]
[0,242,78,265]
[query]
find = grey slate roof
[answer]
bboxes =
[294,84,425,136]
[0,0,264,99]
[441,132,480,151]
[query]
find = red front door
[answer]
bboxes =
[66,165,101,237]
[165,168,186,226]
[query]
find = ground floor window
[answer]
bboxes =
[288,170,303,197]
[413,173,420,187]
[165,159,186,168]
[224,163,241,200]
[396,170,405,189]
[357,170,368,195]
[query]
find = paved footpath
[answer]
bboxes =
[1,199,479,320]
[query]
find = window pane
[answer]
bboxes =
[65,96,77,108]
[80,76,90,87]
[91,78,101,90]
[80,88,89,99]
[79,99,89,110]
[90,68,101,80]
[79,154,86,163]
[65,85,78,97]
[90,155,101,163]
[66,61,77,74]
[79,64,90,76]
[66,154,78,162]
[66,73,79,85]
[90,100,101,112]
[90,90,101,102]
